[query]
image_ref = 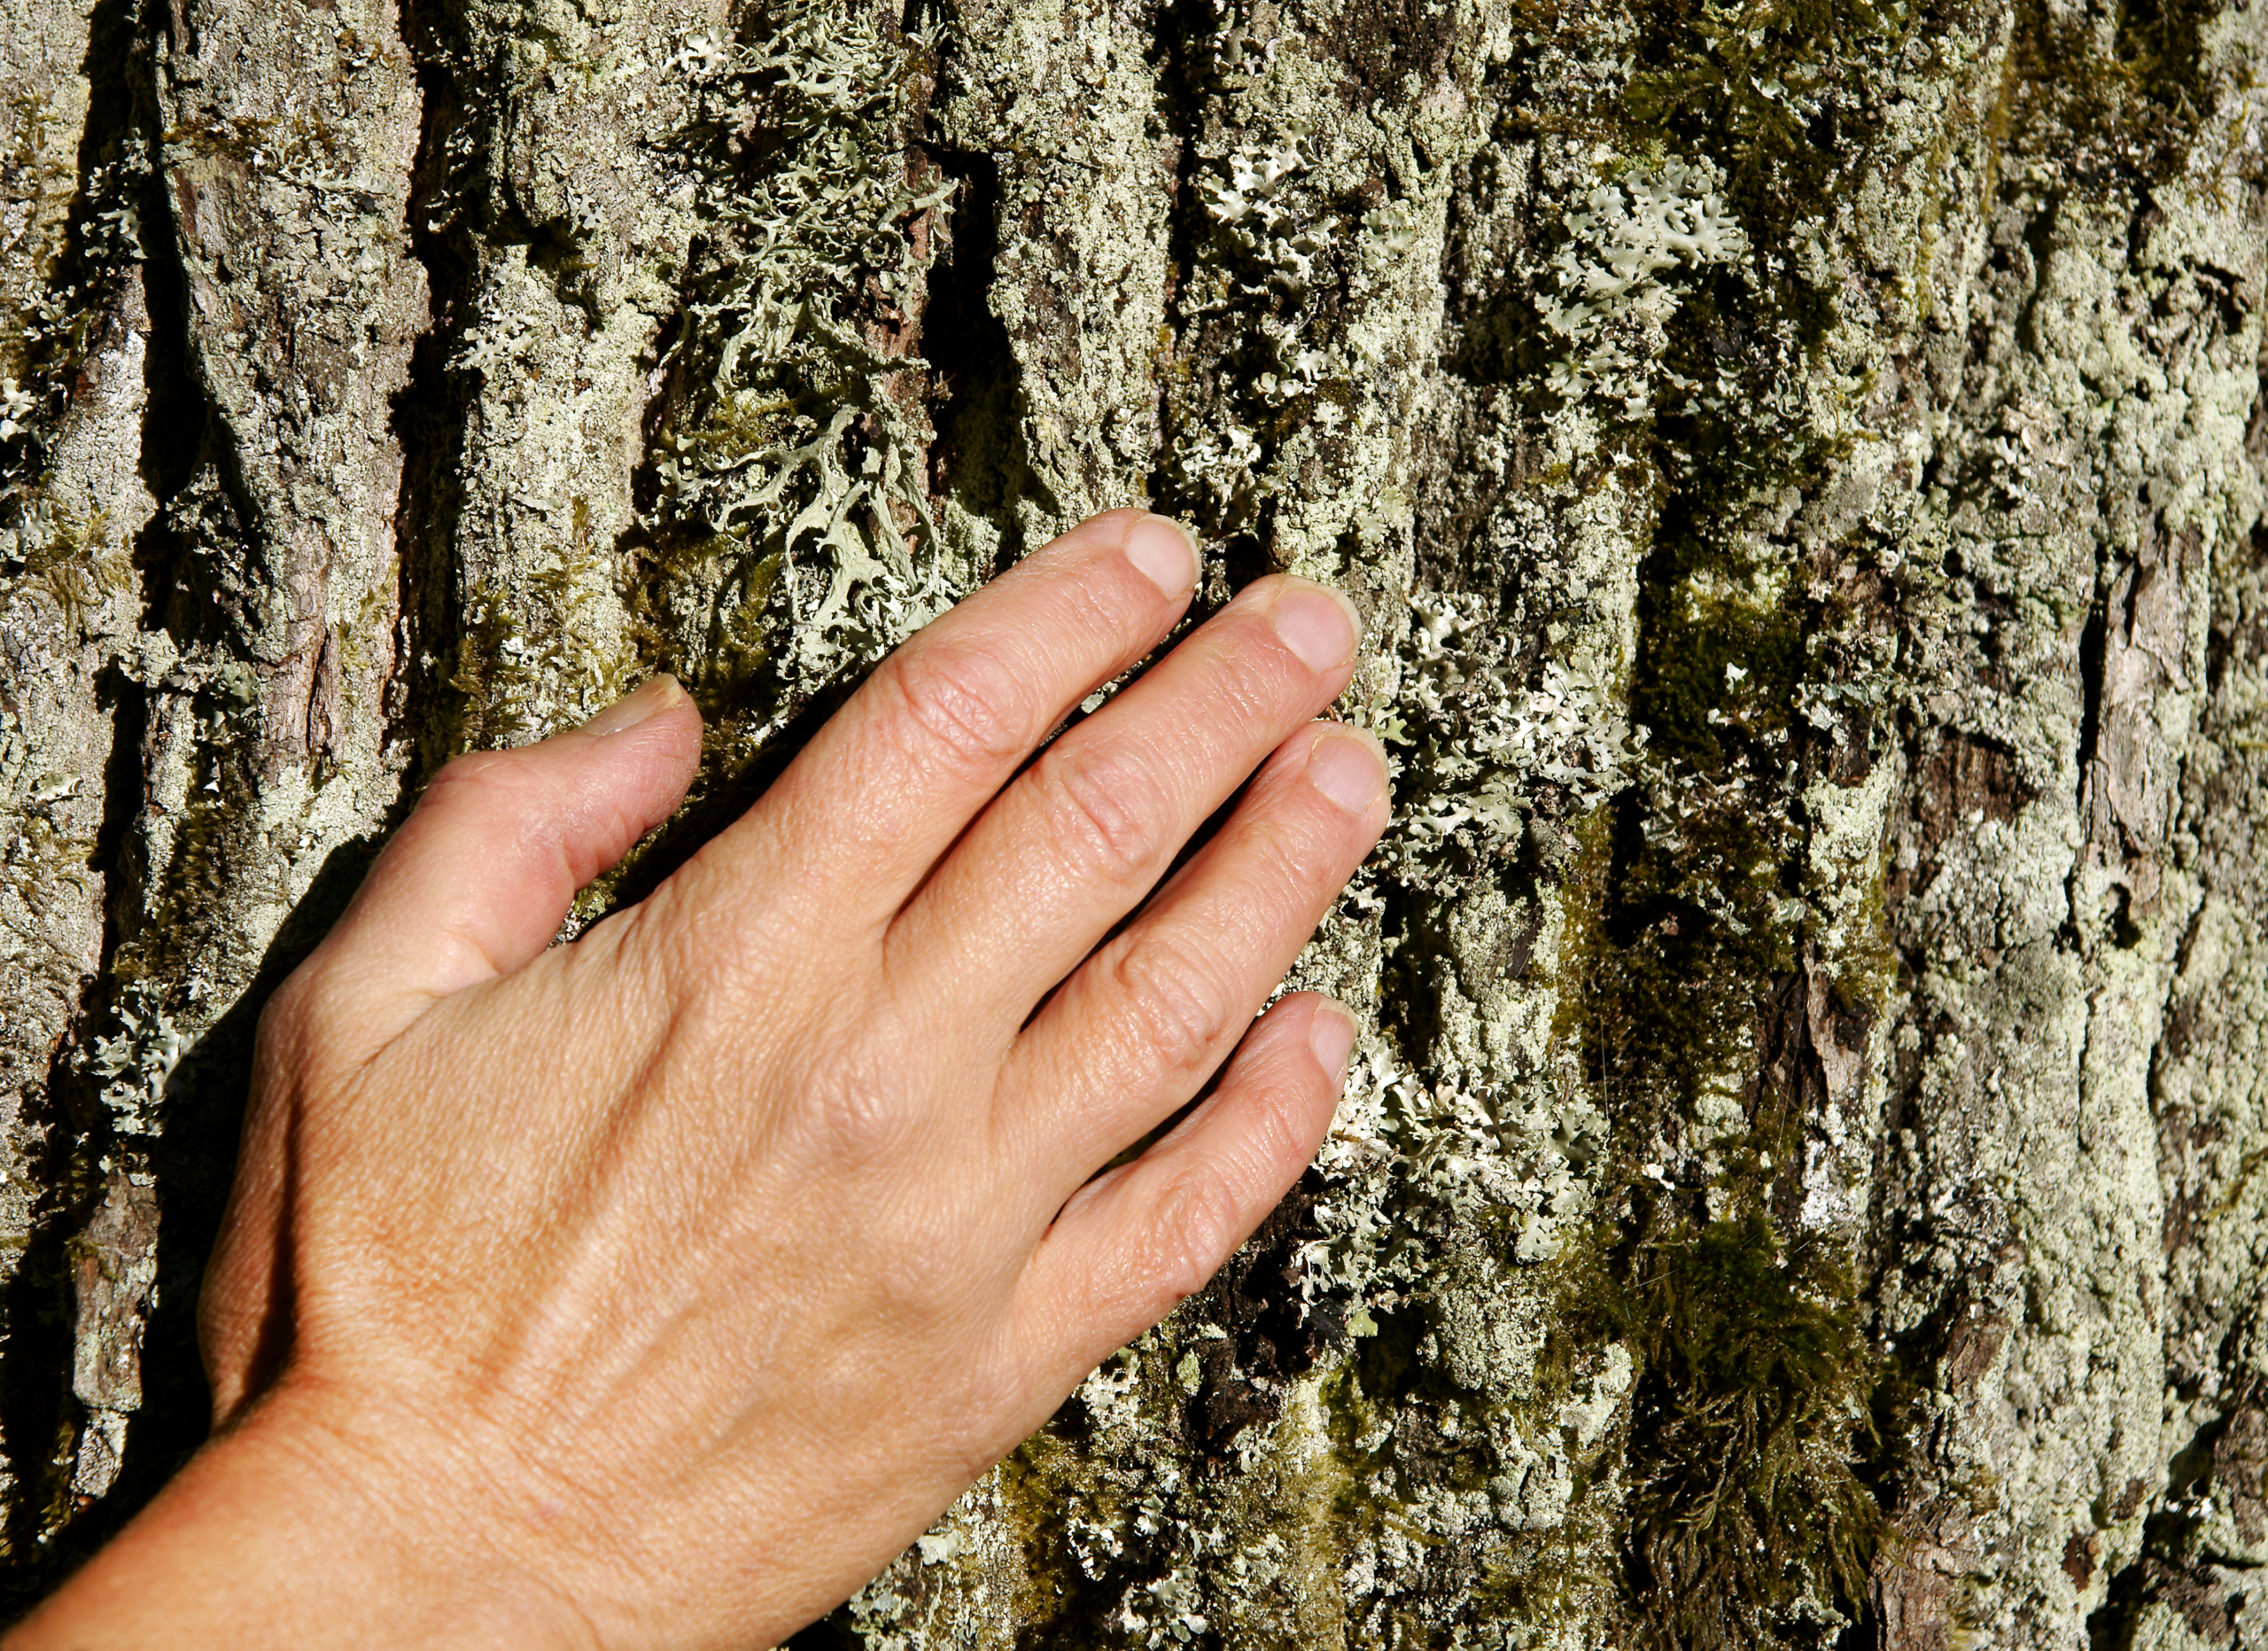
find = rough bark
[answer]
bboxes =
[0,0,2263,1642]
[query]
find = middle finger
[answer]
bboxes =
[883,573,1362,1045]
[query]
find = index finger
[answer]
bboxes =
[682,509,1201,933]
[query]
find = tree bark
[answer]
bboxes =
[1,0,2264,1642]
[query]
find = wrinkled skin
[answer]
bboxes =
[7,510,1388,1650]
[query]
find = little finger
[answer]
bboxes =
[1013,993,1359,1385]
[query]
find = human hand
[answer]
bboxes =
[7,510,1387,1649]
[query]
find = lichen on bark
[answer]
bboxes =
[0,0,2262,1644]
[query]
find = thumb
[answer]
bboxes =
[314,675,704,1011]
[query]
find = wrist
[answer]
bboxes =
[9,1380,600,1651]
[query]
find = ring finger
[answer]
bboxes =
[997,720,1388,1200]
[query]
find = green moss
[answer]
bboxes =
[1608,1211,1881,1647]
[0,86,76,387]
[1998,0,2231,193]
[990,1423,1095,1635]
[1513,1,1927,1639]
[1533,812,1889,1639]
[1576,438,1888,1643]
[444,493,637,754]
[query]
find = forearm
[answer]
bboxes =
[6,1391,595,1651]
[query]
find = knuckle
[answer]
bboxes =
[866,1203,1020,1351]
[871,1212,963,1320]
[255,967,315,1042]
[433,746,509,784]
[253,962,333,1073]
[423,747,519,803]
[1032,743,1170,884]
[1146,1171,1244,1307]
[415,748,555,833]
[1204,649,1281,730]
[884,642,1032,782]
[641,866,775,999]
[1250,826,1336,902]
[1239,1073,1313,1170]
[933,1347,1034,1475]
[1109,931,1236,1076]
[804,1044,921,1168]
[815,1078,905,1166]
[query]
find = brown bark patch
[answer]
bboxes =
[1917,731,2028,833]
[2214,1405,2268,1545]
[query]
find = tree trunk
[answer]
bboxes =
[1,0,2264,1641]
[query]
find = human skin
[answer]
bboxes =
[5,509,1389,1650]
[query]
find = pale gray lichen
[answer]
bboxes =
[1379,589,1645,861]
[1537,154,1748,414]
[81,985,183,1139]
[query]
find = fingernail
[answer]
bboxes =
[1307,728,1387,814]
[1271,582,1360,671]
[583,674,683,736]
[1309,998,1359,1088]
[1126,514,1200,598]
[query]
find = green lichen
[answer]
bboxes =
[632,0,959,732]
[448,494,640,752]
